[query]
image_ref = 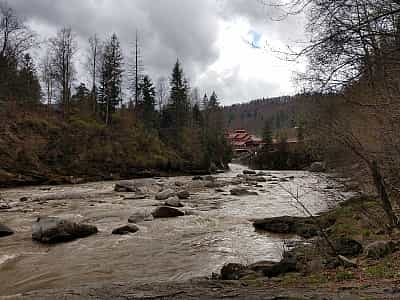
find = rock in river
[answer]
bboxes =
[128,211,154,223]
[0,223,13,237]
[165,197,184,208]
[155,189,175,200]
[253,215,336,239]
[230,188,258,196]
[114,182,139,192]
[152,206,185,218]
[177,190,190,199]
[32,217,98,243]
[243,170,257,175]
[112,224,139,235]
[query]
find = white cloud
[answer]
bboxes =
[195,18,305,104]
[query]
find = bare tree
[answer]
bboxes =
[87,34,101,114]
[261,0,400,227]
[0,1,36,60]
[156,76,167,111]
[48,27,77,117]
[128,31,144,110]
[40,49,55,110]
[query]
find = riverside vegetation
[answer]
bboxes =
[0,3,231,187]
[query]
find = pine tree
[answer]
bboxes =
[202,91,230,169]
[139,75,156,129]
[201,93,209,111]
[208,91,220,109]
[164,60,190,135]
[18,53,41,108]
[98,33,124,125]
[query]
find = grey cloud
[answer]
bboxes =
[7,0,300,103]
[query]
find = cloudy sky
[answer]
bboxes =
[10,0,306,105]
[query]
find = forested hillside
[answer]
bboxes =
[223,95,307,136]
[0,3,231,187]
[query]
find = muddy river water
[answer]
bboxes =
[0,164,350,296]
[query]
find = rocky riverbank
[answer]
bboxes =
[0,165,359,298]
[211,194,400,299]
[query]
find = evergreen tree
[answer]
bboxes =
[17,53,41,108]
[98,33,124,125]
[71,82,91,114]
[192,103,203,127]
[202,91,231,169]
[202,93,209,111]
[208,91,220,109]
[163,60,190,138]
[138,75,156,129]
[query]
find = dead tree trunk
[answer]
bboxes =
[370,160,398,228]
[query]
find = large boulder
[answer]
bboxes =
[165,197,184,208]
[254,216,319,238]
[128,211,154,224]
[0,223,13,237]
[254,216,294,234]
[365,241,394,259]
[253,215,335,239]
[155,189,175,201]
[222,255,298,280]
[152,206,185,218]
[230,188,258,196]
[309,162,326,173]
[334,237,363,257]
[112,224,139,235]
[32,217,98,243]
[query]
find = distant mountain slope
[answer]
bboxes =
[223,96,303,135]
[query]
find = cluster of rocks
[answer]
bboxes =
[0,179,198,243]
[249,209,400,277]
[219,251,298,280]
[219,237,400,282]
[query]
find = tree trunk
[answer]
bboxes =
[370,160,398,228]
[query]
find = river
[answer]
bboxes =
[0,164,349,296]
